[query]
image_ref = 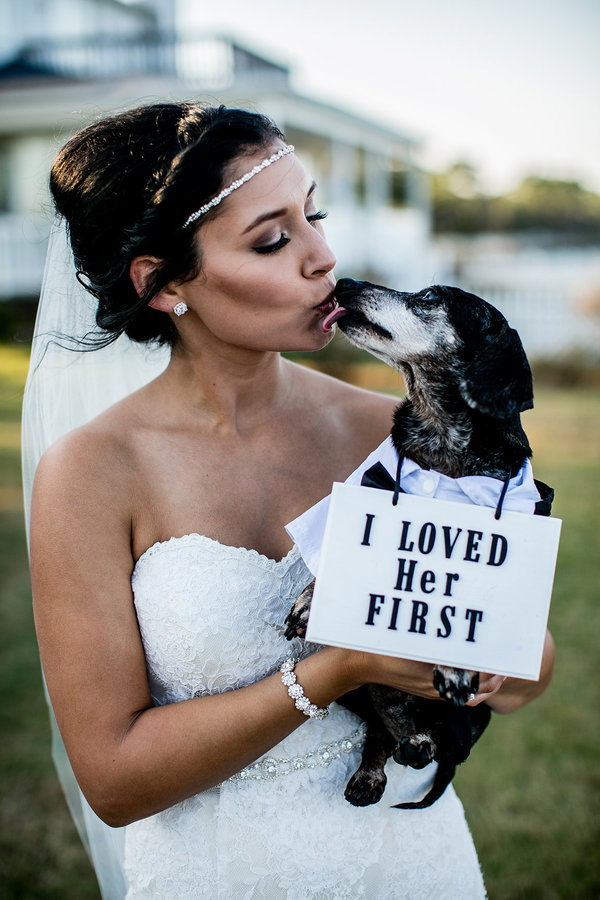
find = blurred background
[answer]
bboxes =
[0,0,598,897]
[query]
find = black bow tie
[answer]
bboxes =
[361,461,403,493]
[361,458,545,520]
[360,459,405,505]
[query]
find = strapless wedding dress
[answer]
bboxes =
[124,534,486,899]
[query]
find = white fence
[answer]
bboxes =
[1,213,598,359]
[435,237,600,359]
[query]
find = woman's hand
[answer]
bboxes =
[466,673,506,706]
[332,628,555,713]
[337,648,445,701]
[470,629,555,714]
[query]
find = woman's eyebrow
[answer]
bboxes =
[242,181,317,234]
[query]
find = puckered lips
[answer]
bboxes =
[314,292,347,333]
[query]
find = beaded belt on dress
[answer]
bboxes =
[228,725,367,783]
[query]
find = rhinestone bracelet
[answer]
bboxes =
[280,657,330,720]
[229,725,367,783]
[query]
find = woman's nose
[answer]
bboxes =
[303,229,337,278]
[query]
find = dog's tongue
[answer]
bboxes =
[321,306,347,333]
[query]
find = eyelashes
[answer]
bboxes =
[254,234,290,255]
[253,210,328,255]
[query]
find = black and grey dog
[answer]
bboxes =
[285,279,553,809]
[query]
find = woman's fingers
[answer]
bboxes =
[466,673,506,706]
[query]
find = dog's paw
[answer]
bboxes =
[344,768,387,807]
[393,734,436,769]
[284,581,315,640]
[433,666,479,706]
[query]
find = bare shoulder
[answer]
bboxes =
[288,361,401,454]
[291,359,399,415]
[36,406,132,484]
[32,401,137,533]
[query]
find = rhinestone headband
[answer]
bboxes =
[183,143,295,228]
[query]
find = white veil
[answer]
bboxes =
[22,217,170,898]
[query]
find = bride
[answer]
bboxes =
[24,102,554,899]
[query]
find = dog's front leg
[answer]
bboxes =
[368,684,438,770]
[284,579,314,640]
[344,718,394,807]
[433,666,479,706]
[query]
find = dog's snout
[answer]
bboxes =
[335,278,359,292]
[335,278,362,304]
[335,278,385,311]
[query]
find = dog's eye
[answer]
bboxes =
[423,290,435,301]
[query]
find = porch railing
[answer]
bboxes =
[18,34,290,88]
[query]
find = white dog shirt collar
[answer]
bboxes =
[286,436,541,577]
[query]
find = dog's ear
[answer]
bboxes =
[460,322,533,419]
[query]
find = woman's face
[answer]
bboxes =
[177,145,338,353]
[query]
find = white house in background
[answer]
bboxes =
[435,234,600,358]
[0,0,432,307]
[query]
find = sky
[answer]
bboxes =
[178,0,600,195]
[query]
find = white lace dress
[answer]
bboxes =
[124,534,486,899]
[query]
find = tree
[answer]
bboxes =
[431,162,491,234]
[493,177,600,237]
[432,166,600,240]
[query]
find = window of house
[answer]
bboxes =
[0,141,10,212]
[355,147,367,206]
[389,165,408,208]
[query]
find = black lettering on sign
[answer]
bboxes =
[420,570,436,594]
[488,533,508,566]
[443,572,460,597]
[418,523,436,554]
[409,600,428,634]
[442,526,462,559]
[365,593,385,626]
[464,530,483,562]
[361,513,376,547]
[465,608,484,642]
[395,558,417,592]
[437,605,456,638]
[398,521,414,552]
[388,596,402,631]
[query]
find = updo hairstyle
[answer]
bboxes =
[50,103,285,345]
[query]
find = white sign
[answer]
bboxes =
[305,483,561,680]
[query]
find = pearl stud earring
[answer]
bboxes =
[173,302,188,317]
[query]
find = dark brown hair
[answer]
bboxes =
[50,103,284,345]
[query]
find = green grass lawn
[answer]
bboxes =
[1,344,598,899]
